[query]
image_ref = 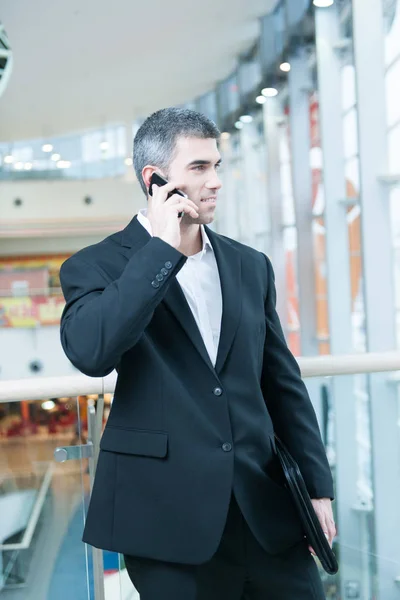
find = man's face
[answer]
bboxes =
[165,136,222,225]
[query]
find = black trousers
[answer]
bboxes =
[124,494,325,599]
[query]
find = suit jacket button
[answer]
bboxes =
[161,268,169,276]
[151,280,160,288]
[222,443,232,452]
[165,261,173,270]
[213,387,223,396]
[156,273,164,282]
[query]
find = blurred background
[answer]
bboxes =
[1,0,400,598]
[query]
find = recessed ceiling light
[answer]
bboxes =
[14,162,24,170]
[221,132,231,140]
[24,162,33,170]
[57,160,71,169]
[280,62,291,72]
[234,121,244,130]
[240,115,253,124]
[124,157,133,166]
[261,87,279,98]
[42,144,53,152]
[313,0,334,6]
[51,153,61,161]
[4,154,14,164]
[42,400,56,410]
[256,96,267,105]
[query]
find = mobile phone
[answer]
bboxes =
[149,172,186,217]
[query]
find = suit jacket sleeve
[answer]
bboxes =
[261,254,334,500]
[60,236,186,377]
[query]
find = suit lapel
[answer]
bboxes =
[163,228,242,375]
[121,216,242,375]
[122,216,216,373]
[162,282,216,373]
[205,227,242,374]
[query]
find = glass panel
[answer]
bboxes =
[239,119,269,250]
[283,226,300,355]
[279,119,295,228]
[0,124,127,181]
[196,91,218,125]
[388,123,400,173]
[260,13,276,72]
[106,368,400,599]
[0,396,92,599]
[116,554,137,599]
[304,371,400,599]
[312,217,330,355]
[273,1,287,58]
[384,0,400,67]
[390,187,400,343]
[341,64,357,113]
[238,58,262,103]
[286,0,309,30]
[226,133,245,241]
[385,58,400,129]
[345,157,360,198]
[342,108,359,160]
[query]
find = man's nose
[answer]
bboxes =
[206,173,222,190]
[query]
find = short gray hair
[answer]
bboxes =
[133,107,220,195]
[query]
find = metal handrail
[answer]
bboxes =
[0,372,117,403]
[0,463,54,551]
[1,351,400,403]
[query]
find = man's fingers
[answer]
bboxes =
[164,195,199,218]
[165,195,197,211]
[322,521,336,547]
[151,180,184,204]
[172,201,199,219]
[328,522,337,546]
[311,498,336,548]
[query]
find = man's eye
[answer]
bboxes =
[194,165,205,171]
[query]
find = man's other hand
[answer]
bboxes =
[308,498,336,556]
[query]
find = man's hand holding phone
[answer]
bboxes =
[147,177,199,250]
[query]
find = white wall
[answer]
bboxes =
[0,176,148,381]
[0,177,145,250]
[0,176,143,220]
[0,235,108,256]
[0,327,76,381]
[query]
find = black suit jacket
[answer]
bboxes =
[60,215,334,564]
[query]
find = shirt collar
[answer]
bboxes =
[137,208,213,256]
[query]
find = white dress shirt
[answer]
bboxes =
[137,209,223,366]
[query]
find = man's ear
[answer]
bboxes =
[142,166,163,193]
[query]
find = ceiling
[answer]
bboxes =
[0,0,278,142]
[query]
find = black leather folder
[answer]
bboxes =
[274,436,339,575]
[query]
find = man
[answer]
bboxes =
[60,108,336,599]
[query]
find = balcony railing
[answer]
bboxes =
[0,351,399,600]
[1,351,400,402]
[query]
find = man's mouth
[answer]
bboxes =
[201,196,217,203]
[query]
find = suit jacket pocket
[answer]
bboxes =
[100,426,168,458]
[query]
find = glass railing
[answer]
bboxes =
[0,353,399,599]
[299,352,400,600]
[0,124,129,181]
[0,395,92,598]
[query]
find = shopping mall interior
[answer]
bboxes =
[1,0,400,598]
